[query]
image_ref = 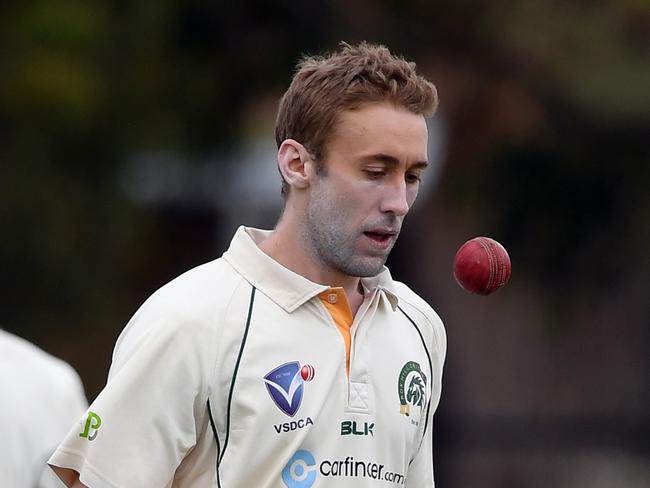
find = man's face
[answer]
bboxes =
[303,101,429,278]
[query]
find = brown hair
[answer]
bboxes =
[275,41,438,195]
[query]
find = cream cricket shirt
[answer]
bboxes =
[49,227,446,488]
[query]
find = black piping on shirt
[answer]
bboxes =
[206,398,222,487]
[210,284,256,486]
[397,305,434,461]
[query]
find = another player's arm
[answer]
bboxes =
[50,466,88,488]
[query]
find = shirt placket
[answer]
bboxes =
[345,289,380,413]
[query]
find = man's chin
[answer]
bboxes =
[342,256,387,278]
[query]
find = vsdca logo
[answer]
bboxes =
[264,361,315,417]
[282,449,317,488]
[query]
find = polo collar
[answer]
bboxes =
[223,226,399,312]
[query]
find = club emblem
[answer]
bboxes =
[264,361,315,417]
[398,361,427,416]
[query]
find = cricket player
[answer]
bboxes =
[49,41,447,487]
[0,329,87,488]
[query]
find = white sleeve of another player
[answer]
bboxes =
[48,308,216,488]
[38,363,88,488]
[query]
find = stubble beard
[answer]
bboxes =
[304,197,396,279]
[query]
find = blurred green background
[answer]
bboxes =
[1,1,648,486]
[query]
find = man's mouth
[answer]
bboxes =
[363,230,396,245]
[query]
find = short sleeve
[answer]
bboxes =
[48,308,215,488]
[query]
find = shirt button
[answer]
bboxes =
[327,293,338,304]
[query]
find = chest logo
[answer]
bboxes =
[341,420,375,436]
[264,361,315,417]
[398,361,427,416]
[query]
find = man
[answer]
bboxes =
[49,41,446,487]
[0,329,87,488]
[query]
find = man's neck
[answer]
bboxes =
[257,225,365,316]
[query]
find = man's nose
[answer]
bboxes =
[380,179,410,217]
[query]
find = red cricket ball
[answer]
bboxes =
[453,237,511,295]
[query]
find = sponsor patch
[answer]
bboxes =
[398,361,427,417]
[264,361,314,417]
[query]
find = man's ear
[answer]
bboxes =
[277,139,314,191]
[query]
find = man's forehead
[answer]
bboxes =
[326,104,428,158]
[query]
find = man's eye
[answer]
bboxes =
[365,170,385,179]
[406,173,422,183]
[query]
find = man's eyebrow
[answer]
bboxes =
[361,153,429,168]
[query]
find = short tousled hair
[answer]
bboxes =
[275,41,438,195]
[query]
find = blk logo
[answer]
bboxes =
[79,411,102,441]
[341,420,375,436]
[264,361,315,417]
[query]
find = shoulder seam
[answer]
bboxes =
[217,284,256,468]
[394,293,435,332]
[207,272,250,399]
